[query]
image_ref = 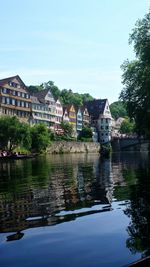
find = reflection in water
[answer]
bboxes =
[0,154,114,234]
[6,231,24,242]
[0,152,150,266]
[112,152,150,260]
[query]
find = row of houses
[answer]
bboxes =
[0,75,112,143]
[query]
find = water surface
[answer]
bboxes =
[0,152,150,266]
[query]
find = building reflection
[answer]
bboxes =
[0,154,115,235]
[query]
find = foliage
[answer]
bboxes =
[28,81,93,106]
[27,85,43,94]
[60,121,73,137]
[110,101,127,119]
[31,124,51,152]
[120,117,135,134]
[0,116,31,151]
[78,127,93,141]
[120,11,150,137]
[124,167,150,256]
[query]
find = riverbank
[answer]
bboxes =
[47,141,100,154]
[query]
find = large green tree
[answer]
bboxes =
[120,11,150,137]
[0,116,31,151]
[31,124,51,152]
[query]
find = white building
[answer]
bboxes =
[86,99,112,144]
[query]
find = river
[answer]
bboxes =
[0,152,150,267]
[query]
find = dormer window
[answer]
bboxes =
[3,88,7,94]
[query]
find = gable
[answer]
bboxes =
[0,75,29,94]
[83,108,89,116]
[70,105,75,112]
[77,109,82,116]
[103,100,111,116]
[45,90,55,102]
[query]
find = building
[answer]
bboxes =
[82,106,90,127]
[55,98,63,134]
[86,99,112,144]
[34,89,56,130]
[0,75,31,123]
[76,107,83,134]
[63,107,70,123]
[111,117,125,138]
[30,96,51,127]
[66,104,77,136]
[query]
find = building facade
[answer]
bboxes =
[0,75,31,123]
[30,96,51,127]
[67,104,76,136]
[35,89,56,130]
[76,107,83,133]
[86,99,112,144]
[55,99,63,134]
[82,107,90,127]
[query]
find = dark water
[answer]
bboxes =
[0,152,150,267]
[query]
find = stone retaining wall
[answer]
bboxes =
[47,141,100,154]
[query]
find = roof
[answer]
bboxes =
[85,99,107,120]
[31,96,40,104]
[65,104,75,113]
[34,89,49,99]
[0,75,26,88]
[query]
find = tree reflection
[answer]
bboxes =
[124,166,150,257]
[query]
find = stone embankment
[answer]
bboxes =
[47,141,100,154]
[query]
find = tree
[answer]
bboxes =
[60,121,73,137]
[78,127,93,141]
[120,11,150,137]
[60,89,93,106]
[120,117,135,134]
[27,85,43,95]
[31,124,50,152]
[0,116,31,151]
[110,101,127,119]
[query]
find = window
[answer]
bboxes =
[12,99,15,105]
[18,91,21,97]
[2,96,5,103]
[22,93,25,98]
[9,82,12,86]
[26,102,29,108]
[21,101,24,107]
[17,100,21,106]
[3,88,7,94]
[6,97,10,104]
[12,90,16,96]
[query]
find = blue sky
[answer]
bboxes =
[0,0,150,103]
